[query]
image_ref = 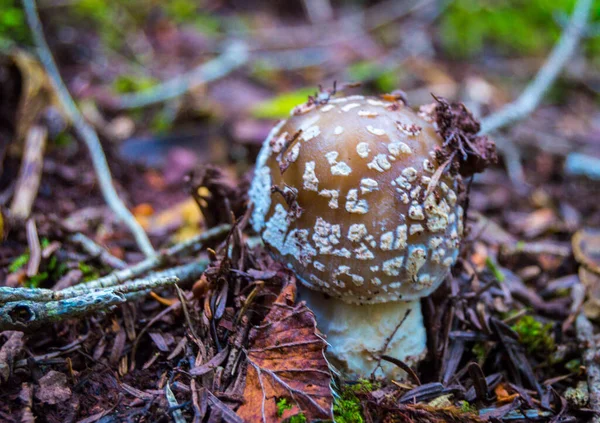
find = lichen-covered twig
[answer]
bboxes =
[21,0,156,257]
[112,41,248,110]
[58,223,229,295]
[69,233,127,269]
[9,125,47,219]
[576,313,600,423]
[0,276,178,331]
[0,224,228,304]
[479,0,593,135]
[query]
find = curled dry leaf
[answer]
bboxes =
[0,331,24,383]
[573,227,600,275]
[237,283,333,423]
[573,228,600,321]
[9,49,64,140]
[34,370,72,405]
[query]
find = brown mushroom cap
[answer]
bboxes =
[249,95,464,304]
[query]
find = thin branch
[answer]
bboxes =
[576,313,600,423]
[69,233,127,269]
[25,218,41,277]
[10,125,47,219]
[479,0,593,135]
[21,0,156,257]
[0,276,178,331]
[112,40,248,110]
[0,224,230,303]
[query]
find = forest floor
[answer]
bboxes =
[1,1,600,422]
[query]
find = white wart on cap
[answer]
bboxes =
[249,95,464,305]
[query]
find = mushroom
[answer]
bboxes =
[248,93,482,379]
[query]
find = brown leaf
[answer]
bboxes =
[10,49,64,140]
[0,331,24,383]
[237,283,333,422]
[573,227,600,275]
[34,370,72,405]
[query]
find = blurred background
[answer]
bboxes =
[1,0,599,247]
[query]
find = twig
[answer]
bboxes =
[25,218,41,277]
[479,0,593,135]
[9,125,47,219]
[69,233,127,269]
[0,224,228,305]
[21,0,156,257]
[58,223,229,295]
[0,263,198,303]
[0,276,178,331]
[112,41,248,110]
[576,313,600,423]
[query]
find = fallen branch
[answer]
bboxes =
[479,0,593,135]
[25,218,41,277]
[59,223,229,295]
[9,125,47,219]
[21,0,156,257]
[0,275,179,331]
[576,313,600,423]
[0,224,229,303]
[112,40,248,110]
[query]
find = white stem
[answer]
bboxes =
[298,285,426,379]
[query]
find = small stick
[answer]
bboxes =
[59,224,228,295]
[25,218,41,277]
[576,313,600,423]
[21,0,155,257]
[10,125,47,219]
[0,276,178,331]
[69,233,127,269]
[0,259,209,303]
[480,0,593,135]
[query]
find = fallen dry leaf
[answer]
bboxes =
[34,370,72,405]
[0,331,25,383]
[573,227,600,275]
[10,49,64,141]
[237,283,333,423]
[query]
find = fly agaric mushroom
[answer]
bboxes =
[249,93,494,378]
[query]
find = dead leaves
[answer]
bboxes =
[237,283,333,423]
[8,49,64,141]
[573,228,600,321]
[34,370,72,405]
[573,227,600,275]
[0,331,24,383]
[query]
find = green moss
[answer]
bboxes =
[333,395,364,423]
[459,400,477,414]
[9,252,29,273]
[348,378,379,394]
[485,256,505,282]
[8,239,67,288]
[112,74,158,94]
[440,0,600,59]
[277,398,293,418]
[512,315,555,354]
[347,61,398,92]
[472,342,487,364]
[286,413,307,423]
[79,262,101,282]
[331,381,377,423]
[0,0,29,48]
[250,88,316,119]
[566,359,581,373]
[276,398,306,423]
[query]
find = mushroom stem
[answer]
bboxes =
[297,284,427,379]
